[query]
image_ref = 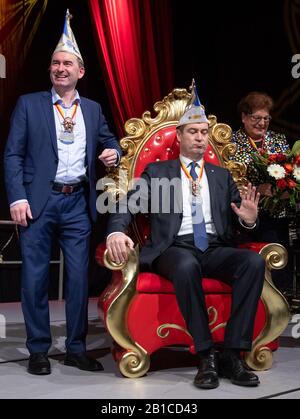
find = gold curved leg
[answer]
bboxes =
[245,244,290,370]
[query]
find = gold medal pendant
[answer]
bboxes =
[191,181,202,204]
[63,117,75,133]
[192,180,200,197]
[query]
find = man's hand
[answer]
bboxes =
[231,183,260,226]
[10,202,33,227]
[106,233,134,264]
[98,149,118,167]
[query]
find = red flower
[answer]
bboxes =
[276,179,288,190]
[276,154,286,162]
[252,143,300,215]
[294,155,300,166]
[268,153,286,163]
[284,163,294,174]
[268,154,278,162]
[287,178,297,189]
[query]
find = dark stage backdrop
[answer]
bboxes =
[0,0,299,301]
[172,0,299,140]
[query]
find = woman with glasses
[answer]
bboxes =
[231,91,292,293]
[232,91,290,188]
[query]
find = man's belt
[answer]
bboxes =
[52,181,85,194]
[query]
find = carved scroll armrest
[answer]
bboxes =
[239,242,290,371]
[96,244,150,378]
[95,241,129,271]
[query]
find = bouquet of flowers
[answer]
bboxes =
[251,140,300,215]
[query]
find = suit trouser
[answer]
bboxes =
[19,188,91,354]
[153,236,265,352]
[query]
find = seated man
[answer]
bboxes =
[106,93,264,390]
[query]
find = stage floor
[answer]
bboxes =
[0,299,299,399]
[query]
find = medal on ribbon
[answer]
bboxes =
[181,160,204,204]
[192,180,200,197]
[55,102,78,144]
[63,116,75,133]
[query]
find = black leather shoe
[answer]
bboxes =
[219,352,260,387]
[194,349,219,389]
[64,352,104,372]
[28,353,51,375]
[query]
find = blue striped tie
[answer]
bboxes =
[190,162,208,252]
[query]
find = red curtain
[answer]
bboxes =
[88,0,174,136]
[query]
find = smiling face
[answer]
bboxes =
[242,108,271,141]
[50,51,85,93]
[177,123,209,161]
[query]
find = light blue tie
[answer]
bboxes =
[190,162,208,252]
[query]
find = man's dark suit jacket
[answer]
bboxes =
[4,91,121,222]
[107,158,249,271]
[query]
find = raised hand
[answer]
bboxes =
[231,183,260,226]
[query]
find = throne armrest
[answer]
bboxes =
[95,241,128,271]
[238,242,291,370]
[96,243,150,377]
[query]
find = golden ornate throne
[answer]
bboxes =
[96,87,290,378]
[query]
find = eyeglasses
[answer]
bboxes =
[248,114,272,123]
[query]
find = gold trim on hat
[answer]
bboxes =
[189,114,205,120]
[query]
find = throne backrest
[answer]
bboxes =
[106,88,247,245]
[132,126,221,179]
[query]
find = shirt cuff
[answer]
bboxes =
[239,217,256,229]
[114,150,121,167]
[10,199,28,207]
[106,232,123,240]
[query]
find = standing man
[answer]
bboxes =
[106,87,265,390]
[4,10,121,375]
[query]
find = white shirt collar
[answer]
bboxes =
[51,87,81,107]
[179,154,204,168]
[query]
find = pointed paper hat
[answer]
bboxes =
[53,9,83,63]
[177,79,209,127]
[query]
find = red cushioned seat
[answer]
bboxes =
[137,273,232,294]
